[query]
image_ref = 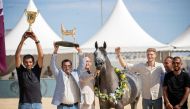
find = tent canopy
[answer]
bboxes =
[5,0,62,55]
[170,26,190,51]
[81,0,168,52]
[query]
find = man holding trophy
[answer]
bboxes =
[15,7,43,109]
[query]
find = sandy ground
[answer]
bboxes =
[0,97,142,109]
[0,96,189,109]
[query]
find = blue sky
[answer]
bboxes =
[3,0,190,45]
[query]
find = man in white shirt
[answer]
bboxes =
[50,43,81,109]
[115,47,165,109]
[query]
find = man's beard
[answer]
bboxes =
[174,68,180,72]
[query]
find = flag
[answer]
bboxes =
[0,0,7,75]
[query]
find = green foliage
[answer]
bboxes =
[94,67,129,104]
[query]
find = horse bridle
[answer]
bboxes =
[95,57,105,70]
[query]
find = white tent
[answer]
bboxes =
[170,26,190,51]
[81,0,168,52]
[5,0,62,55]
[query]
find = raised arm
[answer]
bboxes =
[29,32,43,68]
[115,47,127,68]
[50,43,59,77]
[75,47,95,82]
[75,46,85,75]
[15,32,28,68]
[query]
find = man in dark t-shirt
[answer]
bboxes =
[15,31,43,109]
[163,56,190,109]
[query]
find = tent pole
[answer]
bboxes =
[100,0,103,26]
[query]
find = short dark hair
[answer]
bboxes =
[62,59,72,66]
[173,56,182,62]
[165,56,173,61]
[23,54,35,63]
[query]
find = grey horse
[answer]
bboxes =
[94,42,142,109]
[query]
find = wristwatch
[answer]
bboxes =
[35,40,40,44]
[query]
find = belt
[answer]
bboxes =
[59,102,78,107]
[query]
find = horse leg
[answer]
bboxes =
[130,95,140,109]
[115,102,124,109]
[100,105,111,109]
[99,102,110,109]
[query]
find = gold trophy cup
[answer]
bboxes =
[25,9,38,32]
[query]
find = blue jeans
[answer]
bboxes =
[142,98,162,109]
[18,103,42,109]
[57,104,78,109]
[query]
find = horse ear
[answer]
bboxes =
[103,41,107,49]
[95,41,98,49]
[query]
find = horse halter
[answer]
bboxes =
[94,41,107,70]
[95,57,104,70]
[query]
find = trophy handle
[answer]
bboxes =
[36,10,39,17]
[24,9,39,16]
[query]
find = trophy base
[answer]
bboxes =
[26,26,32,32]
[55,41,79,47]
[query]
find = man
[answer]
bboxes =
[115,47,165,109]
[15,31,43,109]
[164,56,173,73]
[42,66,53,78]
[78,50,95,109]
[50,43,81,109]
[163,56,190,109]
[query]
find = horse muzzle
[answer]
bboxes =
[95,58,104,70]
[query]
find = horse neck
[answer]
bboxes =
[99,56,112,76]
[105,56,112,69]
[100,56,119,91]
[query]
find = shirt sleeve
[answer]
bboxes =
[127,63,143,73]
[33,63,42,78]
[184,72,190,88]
[16,64,23,71]
[163,73,169,87]
[161,63,166,73]
[77,52,86,76]
[16,64,24,77]
[50,54,59,77]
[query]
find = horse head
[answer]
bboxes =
[94,41,107,70]
[93,41,142,109]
